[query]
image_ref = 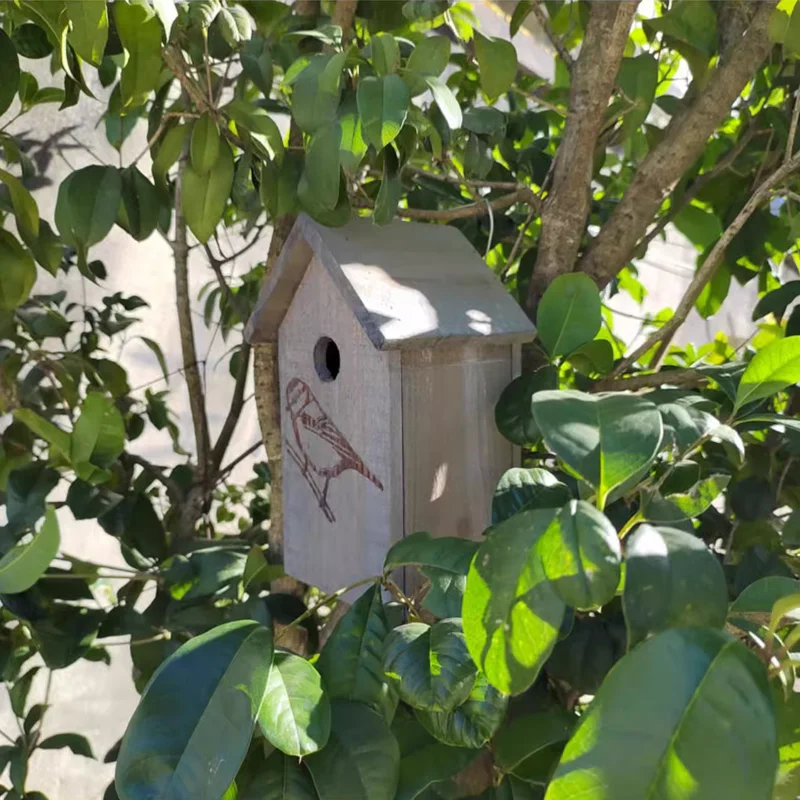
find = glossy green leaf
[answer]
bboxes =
[537,274,602,358]
[227,102,284,164]
[374,144,402,226]
[66,0,108,66]
[190,115,221,175]
[774,687,800,800]
[259,652,330,757]
[298,171,350,228]
[383,619,476,712]
[474,33,517,101]
[492,467,572,525]
[358,75,409,150]
[292,54,344,133]
[56,165,122,250]
[13,409,71,461]
[0,506,59,594]
[663,473,729,519]
[261,151,303,218]
[494,366,558,447]
[414,671,508,749]
[240,750,318,800]
[753,280,800,322]
[538,500,621,610]
[616,54,658,139]
[545,628,777,800]
[11,23,52,59]
[242,37,273,96]
[463,509,565,695]
[305,701,399,800]
[302,123,342,212]
[623,525,728,647]
[0,30,20,118]
[735,336,800,411]
[407,36,450,79]
[424,75,462,130]
[152,124,189,196]
[494,710,575,783]
[71,392,125,468]
[383,531,478,619]
[182,138,234,243]
[371,33,400,75]
[117,166,160,242]
[316,584,396,720]
[0,230,36,311]
[0,167,39,242]
[728,577,800,636]
[39,732,94,758]
[338,94,367,176]
[532,391,663,509]
[114,2,162,109]
[116,621,273,800]
[567,339,614,377]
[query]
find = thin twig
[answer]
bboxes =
[788,90,800,164]
[501,206,537,281]
[123,453,181,496]
[218,440,263,480]
[530,0,574,69]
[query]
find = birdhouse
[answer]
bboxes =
[245,214,536,593]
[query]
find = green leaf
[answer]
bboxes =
[0,30,20,118]
[38,733,94,758]
[414,671,508,748]
[259,652,331,757]
[71,392,125,468]
[9,667,38,717]
[697,262,731,319]
[374,145,402,226]
[753,281,800,322]
[114,2,162,109]
[13,409,71,461]
[242,37,273,96]
[545,628,777,800]
[735,336,800,411]
[0,231,36,311]
[240,750,318,800]
[116,621,273,800]
[371,32,400,75]
[338,94,367,176]
[190,115,221,175]
[4,463,59,536]
[11,24,52,59]
[261,151,303,218]
[494,710,575,782]
[117,166,160,242]
[532,391,663,510]
[305,701,399,800]
[474,33,517,101]
[225,100,284,163]
[66,480,122,521]
[424,75,461,130]
[383,532,478,620]
[537,274,602,358]
[55,165,122,250]
[302,123,342,212]
[152,124,189,196]
[0,167,39,242]
[0,506,59,594]
[383,619,476,712]
[674,203,723,250]
[623,525,728,647]
[787,3,800,56]
[292,53,344,134]
[662,473,730,519]
[358,75,409,150]
[538,500,621,611]
[406,36,450,95]
[462,106,506,135]
[510,1,534,37]
[298,171,350,228]
[153,0,178,38]
[728,577,800,638]
[316,584,396,720]
[182,138,235,243]
[492,467,572,525]
[463,509,565,695]
[494,366,558,447]
[66,0,108,66]
[567,339,614,377]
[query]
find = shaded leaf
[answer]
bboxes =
[0,507,59,594]
[182,138,235,243]
[537,274,601,358]
[735,336,800,411]
[494,366,558,447]
[492,468,572,525]
[358,74,409,150]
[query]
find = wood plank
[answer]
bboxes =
[279,256,403,595]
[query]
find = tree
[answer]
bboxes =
[1,0,800,798]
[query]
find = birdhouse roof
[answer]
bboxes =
[245,214,536,351]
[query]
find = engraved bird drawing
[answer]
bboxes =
[284,377,383,523]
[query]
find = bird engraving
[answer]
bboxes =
[284,377,383,522]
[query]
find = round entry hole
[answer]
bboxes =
[314,336,340,382]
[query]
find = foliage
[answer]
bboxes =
[0,1,800,799]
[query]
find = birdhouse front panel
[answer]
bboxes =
[278,255,403,593]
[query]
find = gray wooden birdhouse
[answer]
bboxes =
[245,214,536,593]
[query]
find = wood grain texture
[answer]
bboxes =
[279,256,403,594]
[401,342,515,552]
[247,214,536,349]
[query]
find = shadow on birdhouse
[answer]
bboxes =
[246,214,536,594]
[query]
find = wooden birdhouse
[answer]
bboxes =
[245,214,536,593]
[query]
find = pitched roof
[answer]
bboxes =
[245,213,536,350]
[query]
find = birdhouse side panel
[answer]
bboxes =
[401,343,517,545]
[278,256,402,594]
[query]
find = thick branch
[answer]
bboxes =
[526,1,638,310]
[354,187,537,221]
[174,161,211,481]
[612,149,800,376]
[591,368,707,394]
[578,1,776,288]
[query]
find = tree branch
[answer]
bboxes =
[526,1,638,311]
[123,454,182,496]
[530,0,574,69]
[591,368,708,394]
[353,187,537,221]
[611,148,800,376]
[174,159,211,482]
[578,1,777,288]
